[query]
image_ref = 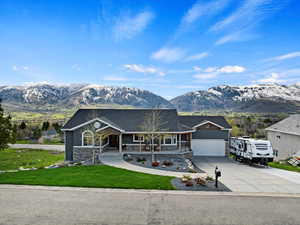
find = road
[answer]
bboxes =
[10,144,65,151]
[0,185,300,225]
[192,156,300,193]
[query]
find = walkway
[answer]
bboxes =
[100,153,204,178]
[10,144,65,151]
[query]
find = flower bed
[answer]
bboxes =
[123,154,204,173]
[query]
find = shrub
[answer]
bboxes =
[136,157,146,162]
[162,160,173,166]
[206,176,214,181]
[195,177,206,186]
[151,161,159,167]
[182,175,192,180]
[185,181,194,187]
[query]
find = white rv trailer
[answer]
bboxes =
[230,137,274,165]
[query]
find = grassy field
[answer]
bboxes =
[268,162,300,173]
[0,165,175,190]
[0,148,64,170]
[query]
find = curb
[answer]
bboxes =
[1,184,300,198]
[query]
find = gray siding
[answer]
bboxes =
[65,131,74,161]
[123,134,137,144]
[267,130,300,160]
[192,130,229,140]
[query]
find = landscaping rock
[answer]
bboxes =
[19,167,31,171]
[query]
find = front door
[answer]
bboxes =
[109,135,119,147]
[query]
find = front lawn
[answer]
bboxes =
[0,148,64,171]
[0,165,175,190]
[268,162,300,173]
[15,140,64,145]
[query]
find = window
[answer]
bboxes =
[82,130,94,146]
[133,134,144,142]
[164,135,177,145]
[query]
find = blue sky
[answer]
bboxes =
[0,0,300,99]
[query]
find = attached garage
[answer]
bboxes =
[192,139,226,156]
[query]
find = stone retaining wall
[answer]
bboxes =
[73,147,101,162]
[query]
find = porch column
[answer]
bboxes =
[119,134,122,153]
[179,134,182,152]
[159,135,162,152]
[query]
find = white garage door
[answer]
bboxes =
[192,139,225,156]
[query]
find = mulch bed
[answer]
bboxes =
[171,178,231,192]
[124,154,204,173]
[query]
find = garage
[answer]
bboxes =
[192,139,226,156]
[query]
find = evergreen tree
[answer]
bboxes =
[19,121,27,130]
[0,99,16,150]
[52,122,62,134]
[32,126,42,140]
[42,121,50,131]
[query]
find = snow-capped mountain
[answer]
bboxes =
[1,83,300,113]
[171,84,300,112]
[0,83,173,109]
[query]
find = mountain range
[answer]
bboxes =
[1,83,300,113]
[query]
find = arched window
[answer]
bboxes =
[82,130,94,146]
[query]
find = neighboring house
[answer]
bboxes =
[266,114,300,160]
[62,108,231,161]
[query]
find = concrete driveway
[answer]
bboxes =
[192,156,300,193]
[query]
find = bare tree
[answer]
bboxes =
[140,109,168,162]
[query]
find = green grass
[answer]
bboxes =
[0,165,175,190]
[15,140,64,145]
[268,162,300,173]
[0,148,64,170]
[15,140,39,144]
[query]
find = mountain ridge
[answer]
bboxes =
[1,83,300,113]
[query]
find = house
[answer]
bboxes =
[266,114,300,160]
[62,108,231,161]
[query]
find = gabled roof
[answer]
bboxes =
[62,108,192,132]
[178,115,231,129]
[266,114,300,136]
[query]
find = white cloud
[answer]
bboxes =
[193,66,202,71]
[264,51,300,61]
[12,65,30,71]
[113,10,154,40]
[185,52,209,61]
[194,73,218,80]
[214,31,256,45]
[151,47,186,63]
[181,0,230,25]
[255,73,284,83]
[193,65,246,80]
[205,67,217,73]
[124,64,165,76]
[218,65,246,73]
[71,64,81,71]
[211,0,289,45]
